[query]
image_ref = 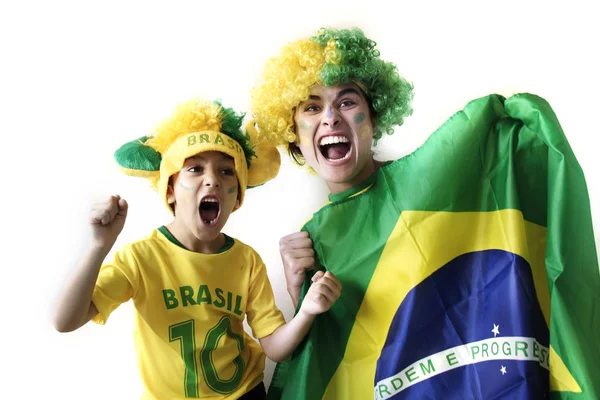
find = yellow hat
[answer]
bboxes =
[114,99,280,213]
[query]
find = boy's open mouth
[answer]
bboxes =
[199,196,220,226]
[319,135,351,161]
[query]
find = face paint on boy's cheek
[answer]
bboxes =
[175,181,194,204]
[227,186,237,195]
[177,181,194,191]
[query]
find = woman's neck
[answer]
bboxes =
[327,158,384,195]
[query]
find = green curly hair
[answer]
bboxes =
[250,27,414,147]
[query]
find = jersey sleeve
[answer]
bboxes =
[91,246,140,325]
[245,251,286,339]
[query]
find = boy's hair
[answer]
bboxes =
[114,99,280,213]
[251,27,414,147]
[149,99,255,171]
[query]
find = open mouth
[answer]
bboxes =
[199,196,220,226]
[319,135,351,161]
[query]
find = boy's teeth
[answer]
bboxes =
[203,198,218,203]
[319,136,349,146]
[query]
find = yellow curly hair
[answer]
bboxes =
[251,39,328,146]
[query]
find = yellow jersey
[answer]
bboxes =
[92,229,286,399]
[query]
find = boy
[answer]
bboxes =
[53,98,341,399]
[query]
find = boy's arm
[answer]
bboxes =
[259,271,341,362]
[53,195,128,333]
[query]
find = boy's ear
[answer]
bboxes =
[167,183,175,205]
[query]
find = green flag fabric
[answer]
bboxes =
[268,93,600,399]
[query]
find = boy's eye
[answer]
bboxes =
[339,99,356,108]
[221,168,235,176]
[188,166,203,173]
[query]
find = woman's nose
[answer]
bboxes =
[322,106,340,127]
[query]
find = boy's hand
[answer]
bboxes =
[279,231,316,308]
[299,271,341,316]
[90,195,128,248]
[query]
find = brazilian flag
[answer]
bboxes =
[268,94,600,399]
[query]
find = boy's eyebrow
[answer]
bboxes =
[188,153,232,162]
[187,155,207,163]
[184,155,234,168]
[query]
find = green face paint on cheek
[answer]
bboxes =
[177,181,194,191]
[353,112,366,125]
[297,120,313,146]
[299,119,311,131]
[228,186,237,195]
[175,181,194,204]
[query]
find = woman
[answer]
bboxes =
[251,27,599,400]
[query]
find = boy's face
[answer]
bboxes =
[294,83,376,194]
[167,151,240,243]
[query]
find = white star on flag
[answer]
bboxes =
[491,324,500,337]
[500,365,507,375]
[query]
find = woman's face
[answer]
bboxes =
[294,83,376,194]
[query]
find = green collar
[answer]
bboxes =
[158,226,234,254]
[328,168,379,203]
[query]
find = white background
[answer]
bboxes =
[1,1,598,399]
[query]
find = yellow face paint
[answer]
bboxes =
[358,125,373,140]
[298,134,312,146]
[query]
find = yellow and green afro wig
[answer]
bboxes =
[114,98,280,213]
[251,27,414,146]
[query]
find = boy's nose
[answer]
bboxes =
[203,171,220,187]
